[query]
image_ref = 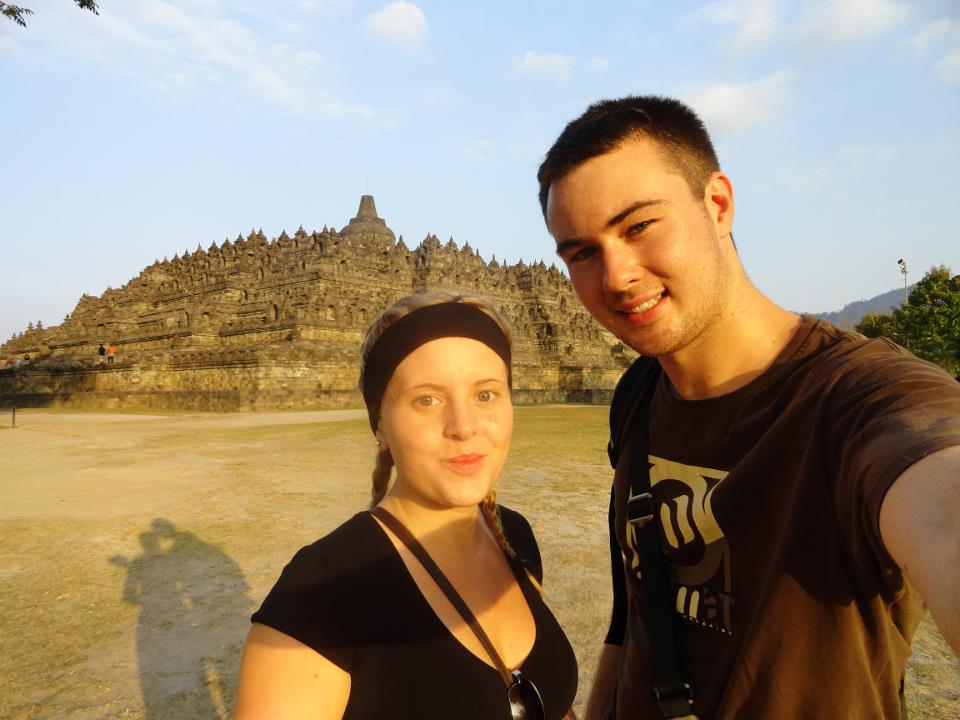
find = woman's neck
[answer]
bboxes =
[377,492,491,564]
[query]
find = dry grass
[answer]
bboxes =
[0,407,956,718]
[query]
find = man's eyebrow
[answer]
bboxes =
[555,199,666,256]
[606,199,666,228]
[555,238,582,256]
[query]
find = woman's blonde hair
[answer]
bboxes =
[359,291,519,559]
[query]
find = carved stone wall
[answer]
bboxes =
[0,196,634,410]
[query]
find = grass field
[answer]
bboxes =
[0,407,957,718]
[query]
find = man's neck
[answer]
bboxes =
[659,285,801,400]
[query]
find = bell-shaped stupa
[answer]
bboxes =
[339,195,396,248]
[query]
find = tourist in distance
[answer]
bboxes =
[98,343,106,364]
[234,291,578,720]
[537,95,960,719]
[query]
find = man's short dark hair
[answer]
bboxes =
[537,95,720,216]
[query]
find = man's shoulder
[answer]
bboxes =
[798,317,953,389]
[747,326,959,450]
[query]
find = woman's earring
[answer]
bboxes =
[375,439,382,447]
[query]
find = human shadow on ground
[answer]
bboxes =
[111,518,254,719]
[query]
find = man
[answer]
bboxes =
[537,96,960,719]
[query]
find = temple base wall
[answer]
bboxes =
[0,360,620,412]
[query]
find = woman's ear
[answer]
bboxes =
[375,427,389,453]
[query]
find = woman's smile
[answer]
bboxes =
[443,453,486,474]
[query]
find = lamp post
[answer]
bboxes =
[897,259,908,305]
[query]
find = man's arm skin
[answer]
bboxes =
[879,445,960,654]
[584,643,621,720]
[586,487,626,720]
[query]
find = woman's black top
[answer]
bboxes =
[252,506,578,719]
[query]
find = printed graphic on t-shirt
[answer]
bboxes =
[625,455,733,634]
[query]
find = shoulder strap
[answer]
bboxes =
[608,356,661,469]
[368,506,513,687]
[611,359,699,720]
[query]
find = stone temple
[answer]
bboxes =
[0,196,634,410]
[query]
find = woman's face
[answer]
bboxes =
[376,335,513,510]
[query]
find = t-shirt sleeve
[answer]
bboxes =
[499,506,544,585]
[825,340,960,593]
[604,485,627,645]
[251,544,355,671]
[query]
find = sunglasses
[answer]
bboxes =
[507,670,545,720]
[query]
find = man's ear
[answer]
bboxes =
[704,171,735,238]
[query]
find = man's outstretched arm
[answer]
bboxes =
[880,445,960,654]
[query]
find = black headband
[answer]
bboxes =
[361,302,512,431]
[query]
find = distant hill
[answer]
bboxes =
[811,286,911,329]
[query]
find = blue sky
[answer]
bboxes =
[2,0,958,342]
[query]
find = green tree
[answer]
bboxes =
[856,311,896,339]
[856,265,960,376]
[1,0,97,27]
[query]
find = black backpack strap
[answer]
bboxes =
[608,356,661,470]
[609,357,698,720]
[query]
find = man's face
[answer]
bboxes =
[545,137,734,359]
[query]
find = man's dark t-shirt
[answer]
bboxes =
[607,316,960,718]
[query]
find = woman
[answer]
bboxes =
[235,292,578,719]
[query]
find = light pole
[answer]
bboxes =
[897,258,908,305]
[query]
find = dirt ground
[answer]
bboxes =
[1,408,957,719]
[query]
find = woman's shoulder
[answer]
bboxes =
[498,505,543,584]
[251,512,387,670]
[253,512,387,621]
[266,512,381,590]
[305,511,377,555]
[498,504,533,537]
